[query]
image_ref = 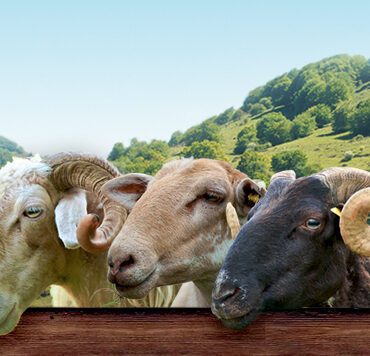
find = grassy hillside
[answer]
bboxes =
[168,55,370,173]
[173,88,370,171]
[109,54,370,176]
[216,124,370,171]
[212,85,370,171]
[265,127,369,170]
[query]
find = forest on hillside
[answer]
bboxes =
[0,136,28,166]
[1,55,369,183]
[108,54,370,182]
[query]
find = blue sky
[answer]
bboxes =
[1,0,370,157]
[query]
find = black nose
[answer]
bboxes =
[212,286,241,308]
[107,254,136,284]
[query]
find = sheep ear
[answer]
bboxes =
[235,178,266,217]
[55,189,87,249]
[102,173,153,212]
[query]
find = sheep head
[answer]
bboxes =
[0,154,126,335]
[212,167,370,330]
[103,158,265,300]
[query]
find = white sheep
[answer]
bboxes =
[0,153,178,336]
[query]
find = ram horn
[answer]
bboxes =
[270,170,296,184]
[226,203,241,240]
[317,167,370,256]
[340,188,370,256]
[46,153,127,253]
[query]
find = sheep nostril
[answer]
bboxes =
[108,254,136,277]
[215,287,241,305]
[118,255,135,272]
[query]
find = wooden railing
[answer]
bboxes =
[1,308,370,354]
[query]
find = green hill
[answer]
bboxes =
[109,54,370,178]
[0,136,28,167]
[222,123,370,170]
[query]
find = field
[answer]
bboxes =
[215,122,370,170]
[190,87,370,171]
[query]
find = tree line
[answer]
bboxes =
[1,55,368,181]
[108,55,370,180]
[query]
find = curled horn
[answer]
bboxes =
[226,203,241,240]
[340,188,370,256]
[46,153,127,254]
[270,170,296,183]
[318,167,370,256]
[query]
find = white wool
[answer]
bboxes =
[0,155,50,186]
[208,238,234,268]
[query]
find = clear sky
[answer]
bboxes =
[1,0,370,157]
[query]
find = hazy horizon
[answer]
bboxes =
[1,1,370,157]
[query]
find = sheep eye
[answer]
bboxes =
[367,213,370,226]
[24,207,43,219]
[203,192,224,204]
[305,218,321,230]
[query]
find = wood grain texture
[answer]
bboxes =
[1,308,370,355]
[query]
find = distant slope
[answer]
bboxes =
[263,126,369,170]
[201,121,370,171]
[109,54,370,176]
[168,54,370,172]
[0,136,28,167]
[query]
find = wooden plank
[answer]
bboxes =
[1,308,369,355]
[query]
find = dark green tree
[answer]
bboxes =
[234,126,258,154]
[182,140,226,160]
[360,59,370,83]
[249,103,268,116]
[168,130,183,147]
[264,75,292,106]
[323,76,354,108]
[110,139,170,175]
[351,99,370,136]
[0,148,13,168]
[259,97,273,109]
[237,151,271,182]
[242,87,264,111]
[291,111,317,139]
[332,102,353,133]
[0,136,25,155]
[180,121,221,146]
[256,112,293,146]
[271,150,309,177]
[308,104,333,128]
[231,109,250,123]
[107,142,125,161]
[214,107,235,125]
[293,75,326,114]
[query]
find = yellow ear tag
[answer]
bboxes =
[248,194,260,204]
[330,207,342,217]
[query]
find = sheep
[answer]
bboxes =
[77,158,266,307]
[0,153,178,336]
[212,168,370,329]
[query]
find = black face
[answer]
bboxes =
[212,176,348,329]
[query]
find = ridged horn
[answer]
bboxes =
[317,167,370,256]
[340,188,370,256]
[46,153,127,253]
[226,203,240,240]
[270,170,296,183]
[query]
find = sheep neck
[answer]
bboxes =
[331,253,370,307]
[192,280,215,307]
[56,248,120,307]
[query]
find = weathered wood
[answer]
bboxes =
[1,308,369,355]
